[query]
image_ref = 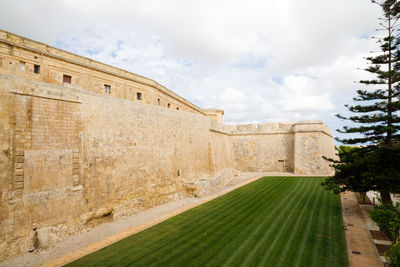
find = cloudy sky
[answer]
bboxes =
[0,0,383,142]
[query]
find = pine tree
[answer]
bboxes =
[331,0,400,204]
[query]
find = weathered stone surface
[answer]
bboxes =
[183,168,236,197]
[231,121,336,176]
[0,30,336,261]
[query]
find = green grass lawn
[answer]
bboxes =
[67,177,348,267]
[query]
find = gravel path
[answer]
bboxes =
[1,172,280,267]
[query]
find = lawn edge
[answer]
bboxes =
[39,174,270,267]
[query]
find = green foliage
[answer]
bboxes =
[323,146,400,199]
[370,203,400,266]
[337,0,400,145]
[370,204,400,240]
[370,204,400,265]
[328,0,400,204]
[386,236,400,267]
[337,0,400,144]
[324,145,400,200]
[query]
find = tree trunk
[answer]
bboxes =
[380,190,392,205]
[361,192,366,204]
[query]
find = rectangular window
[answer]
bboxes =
[176,107,179,110]
[136,92,142,100]
[33,64,40,74]
[104,84,111,94]
[63,74,71,84]
[167,103,171,108]
[19,62,25,70]
[157,99,160,105]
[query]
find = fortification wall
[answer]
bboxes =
[0,30,204,114]
[0,74,235,259]
[231,123,294,172]
[293,121,335,175]
[0,30,337,261]
[231,122,334,175]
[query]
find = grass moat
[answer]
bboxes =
[67,177,348,267]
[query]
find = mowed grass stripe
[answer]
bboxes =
[254,182,317,267]
[240,179,314,266]
[116,180,285,265]
[223,180,305,266]
[223,178,309,267]
[134,177,293,266]
[310,187,330,267]
[67,177,348,267]
[159,178,304,267]
[293,180,324,267]
[272,181,320,267]
[272,183,321,267]
[194,178,301,266]
[196,179,304,266]
[76,177,285,266]
[154,178,295,266]
[331,192,348,265]
[96,177,283,263]
[326,193,335,263]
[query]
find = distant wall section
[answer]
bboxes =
[231,123,294,172]
[293,121,335,176]
[231,121,334,175]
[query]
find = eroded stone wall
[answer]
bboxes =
[293,122,336,175]
[231,122,334,175]
[0,75,235,259]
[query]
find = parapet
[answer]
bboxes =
[233,122,293,135]
[0,29,206,115]
[232,120,332,136]
[209,119,234,135]
[292,120,333,137]
[204,109,224,123]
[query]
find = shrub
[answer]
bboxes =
[386,234,400,267]
[370,204,400,241]
[370,205,400,266]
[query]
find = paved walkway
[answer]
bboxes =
[341,191,383,267]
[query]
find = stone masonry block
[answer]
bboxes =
[73,174,79,182]
[14,163,23,169]
[15,143,25,150]
[15,156,24,163]
[14,175,24,182]
[14,181,24,190]
[14,168,24,176]
[15,150,24,156]
[72,168,79,175]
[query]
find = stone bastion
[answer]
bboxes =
[0,30,336,260]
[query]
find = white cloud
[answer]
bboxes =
[0,0,385,141]
[279,76,335,112]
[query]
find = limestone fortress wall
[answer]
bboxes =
[0,30,336,259]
